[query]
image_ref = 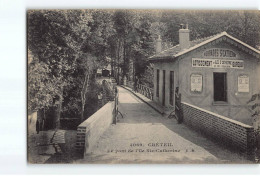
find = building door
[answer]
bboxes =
[162,70,166,106]
[156,69,159,97]
[169,71,174,106]
[213,72,227,102]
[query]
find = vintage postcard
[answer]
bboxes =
[27,9,260,164]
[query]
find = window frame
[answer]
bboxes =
[213,72,228,103]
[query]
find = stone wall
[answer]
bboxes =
[181,102,256,160]
[76,101,115,157]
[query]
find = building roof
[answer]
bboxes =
[149,31,260,62]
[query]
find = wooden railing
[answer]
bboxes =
[136,83,154,100]
[125,80,154,100]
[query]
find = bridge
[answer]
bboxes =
[76,86,249,163]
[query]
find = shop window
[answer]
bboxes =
[214,72,227,102]
[156,69,159,97]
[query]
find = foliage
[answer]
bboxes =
[28,56,53,111]
[139,65,154,88]
[28,10,260,128]
[160,10,260,48]
[28,10,76,112]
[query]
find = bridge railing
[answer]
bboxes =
[136,83,154,100]
[125,80,153,100]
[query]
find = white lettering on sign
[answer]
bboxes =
[238,75,249,93]
[203,48,237,58]
[192,58,244,69]
[191,74,203,92]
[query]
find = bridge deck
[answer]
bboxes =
[79,86,249,164]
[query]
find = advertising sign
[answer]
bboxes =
[203,48,237,58]
[192,58,244,69]
[191,74,203,92]
[238,75,249,92]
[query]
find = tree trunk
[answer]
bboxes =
[55,95,62,129]
[111,55,114,77]
[123,39,126,77]
[43,107,46,131]
[80,72,90,122]
[80,102,84,122]
[117,38,121,84]
[54,90,63,129]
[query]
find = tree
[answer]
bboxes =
[28,10,260,128]
[111,10,157,84]
[28,10,80,128]
[78,10,115,121]
[159,10,260,48]
[28,10,117,126]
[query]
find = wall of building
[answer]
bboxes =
[153,39,259,125]
[178,40,260,125]
[153,60,179,108]
[181,102,256,160]
[76,101,115,157]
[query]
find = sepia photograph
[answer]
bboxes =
[27,9,260,164]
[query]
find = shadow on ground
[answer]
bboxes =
[161,120,251,163]
[117,100,250,163]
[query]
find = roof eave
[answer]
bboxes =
[148,31,260,63]
[174,32,260,59]
[149,56,176,63]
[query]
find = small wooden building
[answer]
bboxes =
[149,27,260,125]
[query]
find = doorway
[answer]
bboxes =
[162,70,166,106]
[213,72,227,102]
[156,69,159,97]
[169,71,174,106]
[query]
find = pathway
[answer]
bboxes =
[79,86,249,164]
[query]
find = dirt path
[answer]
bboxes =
[79,87,250,164]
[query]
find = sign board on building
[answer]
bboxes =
[191,74,203,92]
[238,75,249,93]
[203,48,237,58]
[192,58,244,69]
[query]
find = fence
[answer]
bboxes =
[136,83,154,100]
[126,80,154,100]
